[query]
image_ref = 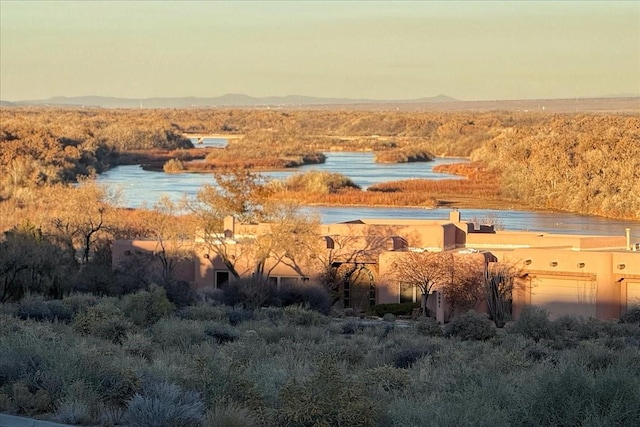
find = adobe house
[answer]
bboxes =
[112,211,640,321]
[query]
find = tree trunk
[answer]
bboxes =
[421,292,428,317]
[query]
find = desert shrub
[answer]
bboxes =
[508,306,557,342]
[362,365,411,396]
[122,332,155,360]
[61,293,99,315]
[415,317,443,337]
[53,382,95,426]
[383,313,396,322]
[340,320,359,335]
[178,304,228,322]
[274,283,332,315]
[444,311,496,341]
[254,306,284,323]
[204,322,240,344]
[122,285,175,327]
[373,302,419,317]
[150,318,209,350]
[92,365,141,411]
[620,305,640,324]
[221,277,276,309]
[278,357,380,426]
[226,307,254,326]
[54,399,92,425]
[9,382,52,415]
[124,380,204,427]
[15,297,50,321]
[393,348,431,369]
[282,305,329,327]
[204,402,261,427]
[514,362,640,426]
[162,280,198,308]
[72,299,134,344]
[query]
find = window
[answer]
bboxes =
[399,283,415,303]
[215,271,229,289]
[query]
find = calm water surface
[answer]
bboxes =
[97,150,640,239]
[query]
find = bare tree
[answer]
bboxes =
[145,196,195,284]
[191,169,270,279]
[441,256,486,316]
[252,201,321,279]
[391,251,450,317]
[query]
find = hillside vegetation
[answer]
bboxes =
[1,108,638,219]
[1,295,640,426]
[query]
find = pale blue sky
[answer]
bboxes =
[1,1,638,101]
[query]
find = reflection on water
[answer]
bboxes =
[96,151,640,238]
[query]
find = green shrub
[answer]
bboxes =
[508,306,557,342]
[61,293,99,315]
[383,313,397,322]
[72,300,134,344]
[282,305,329,327]
[10,382,52,415]
[415,317,443,337]
[278,357,380,426]
[125,381,204,427]
[16,296,73,322]
[274,283,332,315]
[373,302,420,317]
[122,285,175,327]
[444,311,496,341]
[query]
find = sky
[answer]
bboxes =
[1,1,639,102]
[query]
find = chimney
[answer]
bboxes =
[625,228,631,251]
[449,210,461,223]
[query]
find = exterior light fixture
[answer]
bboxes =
[577,262,585,268]
[525,259,532,265]
[203,253,210,259]
[617,264,626,270]
[549,261,558,267]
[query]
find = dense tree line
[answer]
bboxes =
[473,114,640,219]
[0,108,191,198]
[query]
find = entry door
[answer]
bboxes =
[216,271,230,289]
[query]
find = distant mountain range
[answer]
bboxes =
[0,94,458,108]
[1,94,638,113]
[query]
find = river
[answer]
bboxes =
[97,144,640,239]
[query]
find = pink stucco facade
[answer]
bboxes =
[112,211,640,321]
